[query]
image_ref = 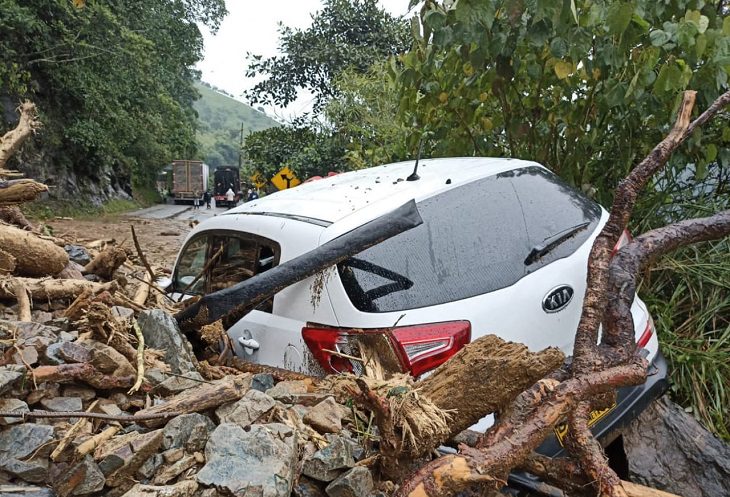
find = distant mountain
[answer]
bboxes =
[194,81,278,169]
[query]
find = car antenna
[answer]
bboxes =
[406,136,426,182]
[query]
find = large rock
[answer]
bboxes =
[40,396,83,412]
[265,380,309,402]
[65,245,92,266]
[622,396,730,497]
[121,481,198,497]
[79,339,135,376]
[2,457,49,483]
[302,436,355,482]
[161,413,215,452]
[0,398,29,425]
[0,424,55,465]
[215,389,276,428]
[304,397,344,434]
[54,456,105,496]
[197,423,298,497]
[324,467,374,497]
[0,366,24,395]
[94,429,163,488]
[138,310,197,374]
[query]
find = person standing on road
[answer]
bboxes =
[203,190,211,209]
[226,187,235,207]
[193,190,200,210]
[246,188,259,202]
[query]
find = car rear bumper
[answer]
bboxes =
[508,351,669,493]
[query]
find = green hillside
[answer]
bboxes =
[194,81,279,169]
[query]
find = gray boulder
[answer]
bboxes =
[0,366,24,395]
[138,310,197,374]
[40,396,83,412]
[0,399,29,425]
[0,424,54,465]
[161,413,215,452]
[64,245,92,265]
[197,423,298,497]
[325,467,374,497]
[215,389,276,428]
[53,456,105,496]
[302,436,355,482]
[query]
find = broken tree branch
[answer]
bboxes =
[130,224,155,281]
[128,320,145,394]
[12,280,31,322]
[0,179,48,206]
[0,101,41,171]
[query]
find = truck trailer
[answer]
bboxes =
[172,160,209,204]
[213,166,241,208]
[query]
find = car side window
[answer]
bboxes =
[172,236,208,295]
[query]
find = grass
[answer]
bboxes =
[634,192,730,441]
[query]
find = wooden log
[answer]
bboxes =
[0,276,117,300]
[0,248,16,275]
[0,205,34,229]
[135,374,252,427]
[0,101,41,171]
[84,246,127,280]
[0,224,68,276]
[133,271,151,307]
[12,280,31,322]
[0,179,48,206]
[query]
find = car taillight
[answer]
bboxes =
[302,321,471,377]
[637,315,655,348]
[610,229,633,258]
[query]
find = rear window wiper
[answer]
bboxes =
[524,221,591,266]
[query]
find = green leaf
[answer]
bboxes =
[423,10,447,31]
[705,143,718,163]
[724,17,730,36]
[570,0,578,24]
[408,0,421,10]
[649,29,671,47]
[698,15,709,34]
[696,34,707,58]
[722,127,730,142]
[606,2,634,35]
[550,37,569,58]
[554,60,573,79]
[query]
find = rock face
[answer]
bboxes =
[197,423,298,497]
[622,396,730,497]
[138,310,197,374]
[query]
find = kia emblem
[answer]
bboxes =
[542,285,574,313]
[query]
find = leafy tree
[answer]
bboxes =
[245,0,410,110]
[0,0,226,194]
[396,0,730,204]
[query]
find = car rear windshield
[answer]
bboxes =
[338,166,602,313]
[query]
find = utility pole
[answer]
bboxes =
[238,122,244,170]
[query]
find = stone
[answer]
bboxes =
[136,453,163,480]
[162,448,184,464]
[215,389,276,428]
[13,346,39,366]
[153,455,197,485]
[156,372,206,395]
[0,485,55,497]
[99,403,123,417]
[144,368,167,387]
[197,423,298,497]
[54,456,105,497]
[251,373,275,393]
[293,477,327,497]
[44,343,66,365]
[31,311,53,324]
[265,380,309,401]
[79,340,135,376]
[161,413,215,452]
[0,367,23,395]
[138,310,197,374]
[14,322,61,353]
[302,436,355,482]
[58,342,92,364]
[111,306,135,323]
[65,245,92,265]
[324,467,374,497]
[61,385,96,401]
[277,393,330,406]
[0,424,54,465]
[121,481,198,497]
[0,399,29,425]
[40,396,83,412]
[2,458,49,483]
[304,397,343,434]
[95,429,163,487]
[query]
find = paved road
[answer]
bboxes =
[126,199,235,222]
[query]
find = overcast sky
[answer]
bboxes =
[196,0,412,120]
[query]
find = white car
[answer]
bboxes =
[170,157,660,377]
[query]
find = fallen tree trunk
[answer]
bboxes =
[0,101,40,171]
[12,280,31,321]
[135,374,252,427]
[0,248,16,275]
[0,179,48,206]
[0,224,68,276]
[176,200,423,330]
[84,246,127,280]
[0,276,117,300]
[0,205,34,229]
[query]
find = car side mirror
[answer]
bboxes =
[156,276,172,291]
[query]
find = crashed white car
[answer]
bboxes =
[169,158,659,376]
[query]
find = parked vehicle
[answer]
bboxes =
[213,166,241,207]
[172,160,209,204]
[167,157,667,454]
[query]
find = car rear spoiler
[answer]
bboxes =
[175,200,423,331]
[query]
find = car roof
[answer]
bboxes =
[225,157,539,225]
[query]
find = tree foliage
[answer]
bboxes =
[396,0,730,204]
[0,0,226,193]
[244,0,410,110]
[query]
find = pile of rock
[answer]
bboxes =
[0,309,382,497]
